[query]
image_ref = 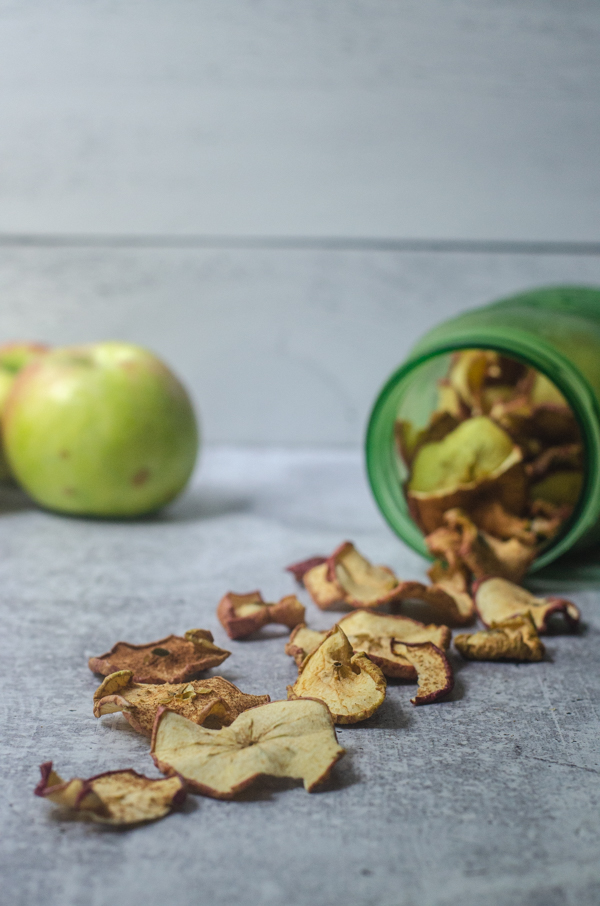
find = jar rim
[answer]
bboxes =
[365,326,600,573]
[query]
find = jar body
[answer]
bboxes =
[366,286,600,572]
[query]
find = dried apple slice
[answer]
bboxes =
[93,671,270,736]
[530,470,583,509]
[395,411,460,468]
[407,417,527,534]
[427,508,535,584]
[294,541,402,610]
[286,611,451,678]
[217,590,305,640]
[525,443,583,482]
[389,641,454,705]
[475,576,580,632]
[34,762,185,825]
[454,613,544,661]
[286,556,327,583]
[88,629,230,683]
[287,625,386,724]
[339,609,452,677]
[151,698,344,798]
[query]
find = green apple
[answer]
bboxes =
[3,341,199,517]
[0,342,50,480]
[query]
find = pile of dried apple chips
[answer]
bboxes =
[399,350,583,585]
[35,353,584,826]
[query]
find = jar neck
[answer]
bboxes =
[366,327,600,572]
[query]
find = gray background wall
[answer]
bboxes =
[1,1,599,444]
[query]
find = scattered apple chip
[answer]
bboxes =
[292,541,403,610]
[407,416,527,535]
[424,558,476,624]
[337,609,451,649]
[151,698,344,798]
[390,641,454,705]
[286,611,451,679]
[217,590,305,639]
[88,629,230,683]
[475,576,580,633]
[454,613,544,661]
[93,671,270,736]
[287,625,386,724]
[34,762,185,825]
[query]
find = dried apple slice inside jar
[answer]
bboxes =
[407,416,527,536]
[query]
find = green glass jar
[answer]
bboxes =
[366,285,600,573]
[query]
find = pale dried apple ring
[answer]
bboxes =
[151,698,345,798]
[475,576,580,633]
[93,672,270,736]
[287,625,386,724]
[35,762,185,825]
[407,417,527,535]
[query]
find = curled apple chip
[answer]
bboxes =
[407,417,527,535]
[34,762,185,825]
[424,559,476,625]
[217,590,305,640]
[88,629,230,683]
[292,541,402,610]
[530,470,583,509]
[151,698,344,798]
[454,613,544,661]
[475,576,580,633]
[286,556,327,583]
[93,671,270,736]
[390,641,454,705]
[287,625,386,724]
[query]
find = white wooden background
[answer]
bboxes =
[0,1,599,444]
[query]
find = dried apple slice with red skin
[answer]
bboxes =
[287,625,386,724]
[217,590,305,640]
[428,508,535,584]
[151,698,345,798]
[474,576,580,633]
[294,541,402,610]
[390,641,454,705]
[35,762,185,825]
[407,417,528,535]
[88,630,231,683]
[455,613,544,662]
[93,671,270,736]
[286,611,451,679]
[395,411,461,469]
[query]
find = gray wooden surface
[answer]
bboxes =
[1,242,599,444]
[0,0,598,241]
[2,448,599,906]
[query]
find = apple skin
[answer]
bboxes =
[0,342,50,481]
[3,341,199,517]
